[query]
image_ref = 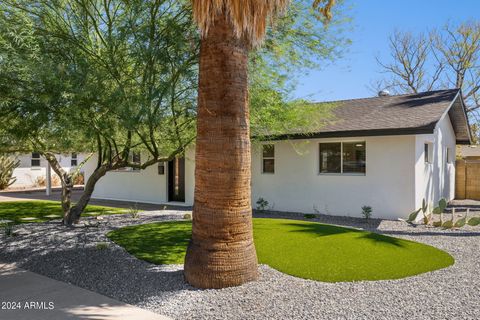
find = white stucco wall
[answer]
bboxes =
[10,153,85,187]
[84,149,195,205]
[83,126,457,220]
[414,114,456,210]
[251,136,416,219]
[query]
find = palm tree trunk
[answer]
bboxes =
[184,14,259,288]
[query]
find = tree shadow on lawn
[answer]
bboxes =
[282,222,405,247]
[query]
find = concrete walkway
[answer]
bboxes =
[0,263,171,320]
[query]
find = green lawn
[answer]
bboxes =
[0,200,126,224]
[107,218,454,282]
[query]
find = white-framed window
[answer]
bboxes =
[319,141,366,174]
[31,152,41,167]
[71,153,78,166]
[424,143,433,164]
[262,144,275,174]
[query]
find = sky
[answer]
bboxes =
[293,0,480,102]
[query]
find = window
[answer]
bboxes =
[319,142,366,174]
[446,147,452,164]
[71,153,78,166]
[262,144,275,174]
[115,152,141,172]
[424,143,432,163]
[158,162,165,175]
[319,143,341,173]
[31,152,41,167]
[342,142,366,173]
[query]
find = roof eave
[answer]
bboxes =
[259,125,436,141]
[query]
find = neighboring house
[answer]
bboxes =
[84,89,471,219]
[10,152,85,188]
[458,145,480,160]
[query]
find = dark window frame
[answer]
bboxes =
[158,162,165,175]
[31,152,41,167]
[319,141,366,175]
[71,153,78,167]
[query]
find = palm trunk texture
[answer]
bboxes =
[184,15,259,288]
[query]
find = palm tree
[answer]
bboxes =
[184,0,335,289]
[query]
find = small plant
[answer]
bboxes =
[72,172,85,185]
[2,221,14,237]
[407,198,430,224]
[304,213,316,219]
[361,205,373,221]
[183,212,192,220]
[256,197,269,211]
[95,242,109,250]
[0,156,20,190]
[432,198,447,227]
[128,204,140,219]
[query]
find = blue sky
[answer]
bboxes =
[294,0,480,102]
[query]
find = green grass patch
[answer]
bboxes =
[107,218,454,282]
[0,200,125,224]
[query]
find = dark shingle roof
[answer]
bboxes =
[271,89,471,144]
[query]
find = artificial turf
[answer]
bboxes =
[107,218,454,282]
[0,200,126,224]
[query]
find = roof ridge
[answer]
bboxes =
[310,88,460,105]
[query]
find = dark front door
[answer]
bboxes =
[168,157,185,202]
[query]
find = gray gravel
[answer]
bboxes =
[1,210,480,320]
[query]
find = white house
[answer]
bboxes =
[9,152,85,188]
[84,89,471,219]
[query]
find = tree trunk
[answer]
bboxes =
[42,153,74,224]
[64,165,108,226]
[61,176,73,223]
[184,15,259,288]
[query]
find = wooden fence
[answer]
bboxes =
[456,159,480,200]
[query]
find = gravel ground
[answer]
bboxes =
[1,210,480,320]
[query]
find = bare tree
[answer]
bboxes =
[375,30,443,94]
[432,22,480,115]
[376,22,480,131]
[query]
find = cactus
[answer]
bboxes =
[432,198,447,227]
[467,217,480,226]
[0,156,20,190]
[442,207,455,229]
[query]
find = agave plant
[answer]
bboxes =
[0,156,20,190]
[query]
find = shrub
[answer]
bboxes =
[304,213,317,219]
[361,205,372,221]
[128,205,140,219]
[256,197,269,211]
[96,242,109,250]
[73,172,85,185]
[0,156,20,190]
[2,222,14,237]
[34,176,46,187]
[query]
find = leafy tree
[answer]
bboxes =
[0,0,197,225]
